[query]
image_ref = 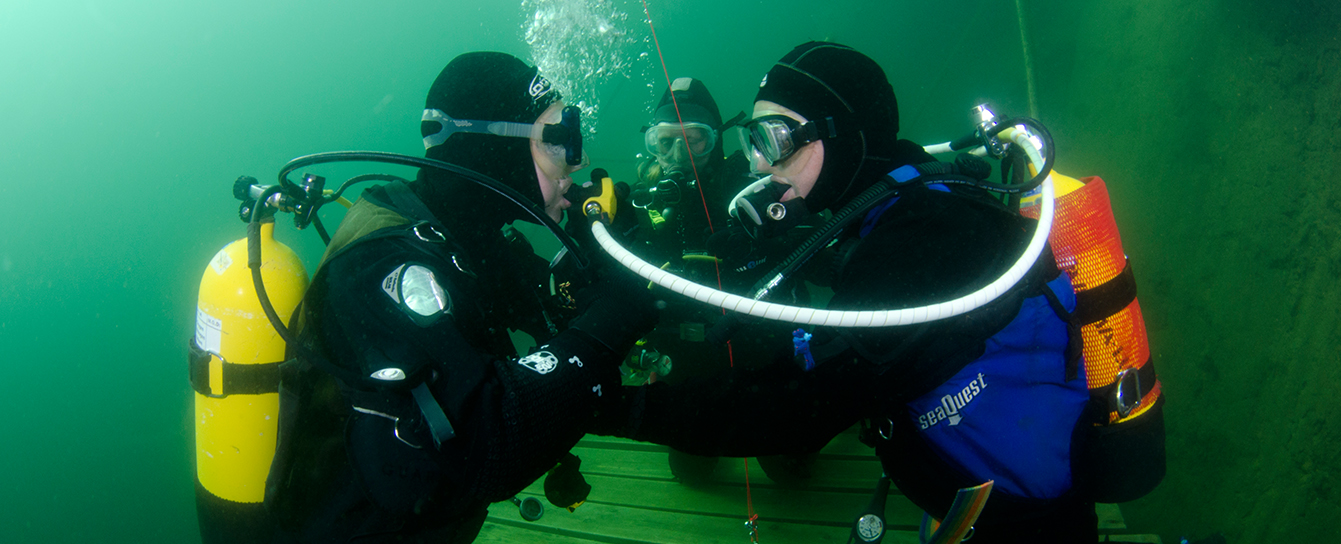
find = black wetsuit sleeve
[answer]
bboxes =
[310,239,628,504]
[611,357,884,457]
[465,328,624,501]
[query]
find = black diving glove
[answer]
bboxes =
[543,452,592,512]
[706,226,758,272]
[707,225,792,275]
[568,263,661,357]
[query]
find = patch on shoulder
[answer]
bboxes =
[518,351,559,375]
[381,263,451,327]
[382,264,407,303]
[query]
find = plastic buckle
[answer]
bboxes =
[1113,368,1142,419]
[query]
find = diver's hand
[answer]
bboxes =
[568,263,661,357]
[708,226,771,273]
[543,453,591,512]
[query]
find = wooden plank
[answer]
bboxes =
[1096,502,1128,531]
[485,496,925,544]
[711,454,885,491]
[580,425,877,458]
[558,433,1154,543]
[475,520,602,544]
[526,473,924,529]
[1099,536,1162,543]
[570,445,886,491]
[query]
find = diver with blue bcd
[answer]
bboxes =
[588,42,1165,543]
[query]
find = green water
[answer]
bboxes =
[0,1,1336,542]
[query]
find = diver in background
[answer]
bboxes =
[263,52,659,543]
[629,77,750,270]
[625,77,815,486]
[601,42,1165,542]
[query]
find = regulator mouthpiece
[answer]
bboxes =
[730,180,809,239]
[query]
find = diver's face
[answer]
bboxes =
[750,101,823,202]
[652,124,713,172]
[533,102,576,222]
[536,162,572,222]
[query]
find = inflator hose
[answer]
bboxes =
[243,151,593,346]
[276,151,587,270]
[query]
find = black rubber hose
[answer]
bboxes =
[325,173,412,204]
[312,215,331,246]
[984,117,1055,193]
[750,175,907,300]
[248,185,297,346]
[708,176,908,341]
[949,131,981,152]
[277,151,589,270]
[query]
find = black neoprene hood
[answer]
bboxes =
[754,42,902,212]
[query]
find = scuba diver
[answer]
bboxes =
[622,77,816,486]
[595,42,1165,543]
[261,52,659,543]
[628,77,750,269]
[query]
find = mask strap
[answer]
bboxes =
[422,109,537,149]
[720,111,748,132]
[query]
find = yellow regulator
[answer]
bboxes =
[189,220,307,543]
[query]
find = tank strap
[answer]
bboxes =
[1071,258,1137,326]
[187,336,282,398]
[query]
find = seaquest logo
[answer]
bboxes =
[917,373,988,429]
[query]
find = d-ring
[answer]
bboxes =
[352,406,424,449]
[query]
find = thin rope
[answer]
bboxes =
[1015,0,1039,118]
[641,1,753,536]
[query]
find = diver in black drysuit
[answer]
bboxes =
[264,52,658,544]
[597,42,1105,543]
[621,77,818,485]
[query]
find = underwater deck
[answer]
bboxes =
[477,426,1161,543]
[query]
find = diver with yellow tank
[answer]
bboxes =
[189,52,660,543]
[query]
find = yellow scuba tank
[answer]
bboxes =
[189,220,307,543]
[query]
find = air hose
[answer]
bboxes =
[242,150,593,343]
[590,125,1055,327]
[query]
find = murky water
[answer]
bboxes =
[0,1,1336,542]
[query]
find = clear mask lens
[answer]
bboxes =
[535,141,589,182]
[741,117,798,167]
[645,123,717,160]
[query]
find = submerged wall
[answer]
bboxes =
[1029,1,1340,541]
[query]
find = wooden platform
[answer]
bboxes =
[478,427,1159,543]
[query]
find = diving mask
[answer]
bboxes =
[739,114,839,168]
[422,103,589,180]
[644,122,717,162]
